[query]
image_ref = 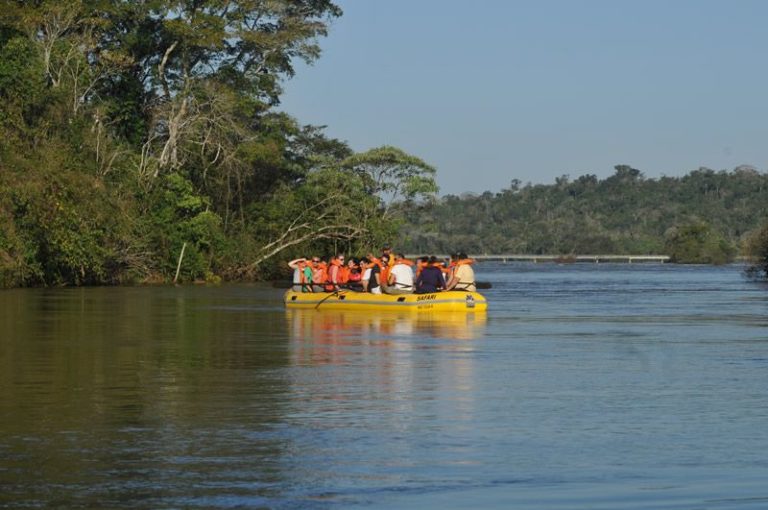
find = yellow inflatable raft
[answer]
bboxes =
[283,289,487,312]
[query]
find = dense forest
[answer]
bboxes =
[0,1,437,288]
[401,165,768,265]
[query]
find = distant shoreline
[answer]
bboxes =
[407,254,751,264]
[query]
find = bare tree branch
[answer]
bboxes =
[158,41,178,100]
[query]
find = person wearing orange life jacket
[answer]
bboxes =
[360,257,382,294]
[326,253,345,291]
[381,244,394,264]
[367,252,391,285]
[445,251,477,292]
[380,244,396,274]
[338,259,351,285]
[287,257,313,292]
[345,258,363,291]
[415,255,447,294]
[311,258,328,293]
[382,253,415,295]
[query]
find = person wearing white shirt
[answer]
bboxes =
[383,253,414,294]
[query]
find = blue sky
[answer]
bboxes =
[279,0,768,195]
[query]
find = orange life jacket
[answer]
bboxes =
[328,259,343,284]
[443,258,472,274]
[347,268,362,282]
[451,259,476,290]
[313,263,327,284]
[322,259,343,291]
[338,265,350,284]
[368,256,392,284]
[380,265,391,285]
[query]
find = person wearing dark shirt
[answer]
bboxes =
[361,258,382,294]
[415,256,446,294]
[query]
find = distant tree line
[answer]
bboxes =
[0,1,437,288]
[400,165,768,266]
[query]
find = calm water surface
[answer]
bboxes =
[2,263,768,509]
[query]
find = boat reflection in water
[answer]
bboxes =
[286,309,487,426]
[287,309,487,366]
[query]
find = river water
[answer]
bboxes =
[2,263,768,509]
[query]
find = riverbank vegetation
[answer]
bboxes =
[744,222,768,280]
[401,165,768,266]
[3,4,768,289]
[0,1,437,287]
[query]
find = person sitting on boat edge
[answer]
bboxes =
[415,256,429,278]
[287,257,313,292]
[366,252,391,287]
[360,257,382,294]
[382,253,415,295]
[381,244,395,267]
[311,258,329,293]
[327,253,346,291]
[443,252,459,281]
[415,255,446,294]
[346,258,364,291]
[446,252,476,292]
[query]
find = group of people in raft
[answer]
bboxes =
[288,245,476,295]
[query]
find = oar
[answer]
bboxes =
[314,289,344,310]
[449,281,492,290]
[387,278,493,290]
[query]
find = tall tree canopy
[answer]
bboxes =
[0,1,439,287]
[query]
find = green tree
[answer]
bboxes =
[0,36,48,138]
[236,166,391,278]
[744,222,768,280]
[139,172,226,282]
[339,145,438,218]
[664,223,734,264]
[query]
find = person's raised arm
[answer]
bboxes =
[288,258,306,269]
